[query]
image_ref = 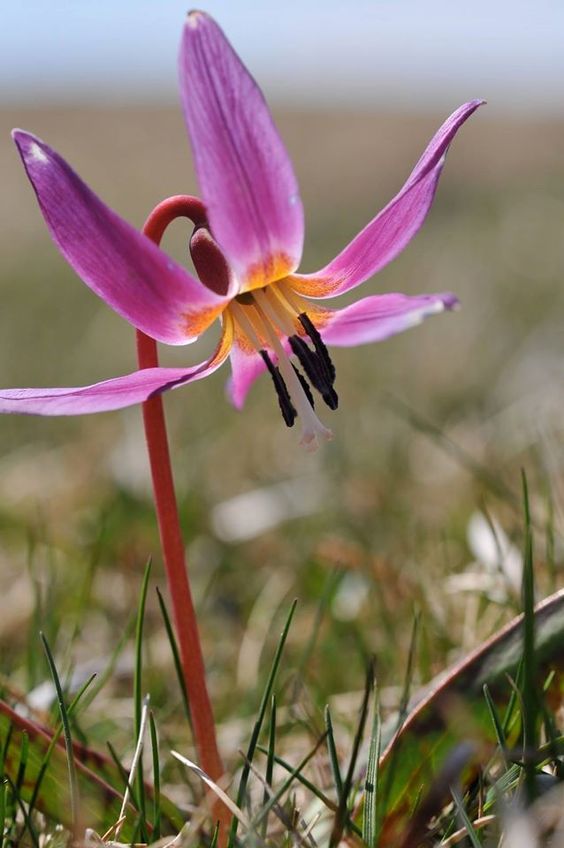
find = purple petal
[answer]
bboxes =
[290,100,484,299]
[226,337,267,410]
[13,131,229,344]
[0,320,233,416]
[318,292,459,347]
[179,12,304,290]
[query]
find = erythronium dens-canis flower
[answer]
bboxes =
[1,11,483,449]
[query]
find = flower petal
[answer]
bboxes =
[179,12,304,290]
[289,100,484,299]
[0,316,233,416]
[226,336,267,410]
[13,130,229,345]
[315,292,458,347]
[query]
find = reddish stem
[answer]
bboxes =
[136,196,223,784]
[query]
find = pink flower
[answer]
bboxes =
[1,11,482,449]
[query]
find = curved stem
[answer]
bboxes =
[136,196,223,785]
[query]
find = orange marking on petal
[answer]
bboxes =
[180,303,227,340]
[286,274,341,298]
[279,281,333,333]
[241,252,295,293]
[232,323,256,354]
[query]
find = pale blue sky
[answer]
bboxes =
[2,0,563,115]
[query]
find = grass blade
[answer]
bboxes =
[27,671,97,824]
[134,559,152,738]
[450,787,482,848]
[115,695,150,841]
[482,683,507,759]
[15,731,29,795]
[324,705,343,800]
[228,598,297,847]
[0,779,7,848]
[520,470,537,804]
[255,745,363,839]
[156,585,191,726]
[149,710,161,840]
[5,776,39,848]
[260,695,276,839]
[330,661,374,848]
[250,732,327,832]
[133,558,152,836]
[40,632,79,833]
[363,692,381,848]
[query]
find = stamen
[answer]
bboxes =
[254,288,295,338]
[253,301,332,450]
[259,286,338,409]
[298,313,336,385]
[260,350,296,427]
[292,364,315,409]
[289,336,339,410]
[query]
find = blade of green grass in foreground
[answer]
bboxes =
[156,586,192,725]
[450,786,482,848]
[363,692,381,848]
[324,704,343,801]
[482,683,507,761]
[0,777,7,848]
[228,598,297,848]
[40,632,80,833]
[260,695,276,839]
[133,558,152,840]
[256,744,363,838]
[5,775,39,848]
[149,711,161,840]
[26,671,97,831]
[114,695,151,841]
[330,661,374,848]
[520,471,538,804]
[248,731,328,837]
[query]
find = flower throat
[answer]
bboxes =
[190,224,337,449]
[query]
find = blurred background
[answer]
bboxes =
[0,0,563,748]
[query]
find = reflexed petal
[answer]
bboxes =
[13,131,229,344]
[290,100,484,298]
[179,12,304,290]
[0,317,233,416]
[316,292,458,347]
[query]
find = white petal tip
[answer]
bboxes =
[30,143,49,164]
[187,10,206,28]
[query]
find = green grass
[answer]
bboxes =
[0,458,562,846]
